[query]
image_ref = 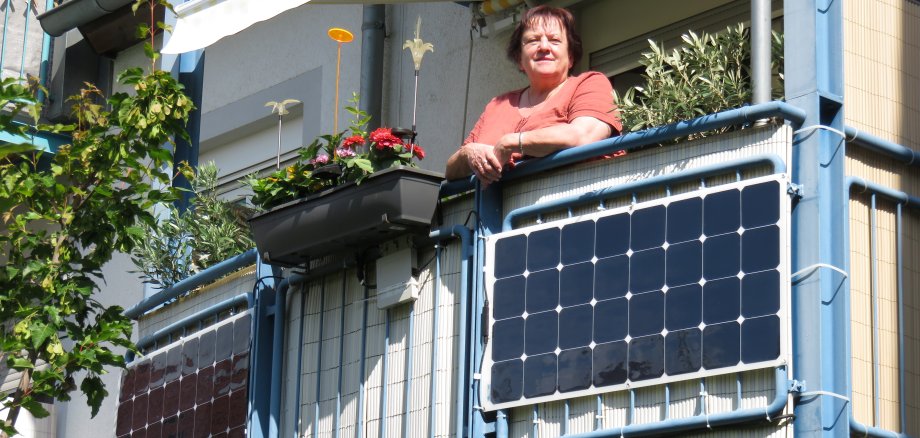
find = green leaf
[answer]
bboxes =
[0,142,37,159]
[29,321,55,349]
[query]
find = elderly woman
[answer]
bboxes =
[445,5,621,186]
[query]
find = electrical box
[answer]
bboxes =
[375,242,419,310]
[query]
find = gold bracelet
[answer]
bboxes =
[518,132,524,156]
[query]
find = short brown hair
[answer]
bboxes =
[506,5,583,74]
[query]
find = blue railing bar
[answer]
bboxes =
[532,405,539,437]
[561,367,789,438]
[502,154,785,231]
[895,204,906,433]
[845,126,920,166]
[848,177,920,208]
[314,280,326,438]
[124,248,258,319]
[595,395,603,430]
[1,0,11,71]
[37,0,54,104]
[380,309,391,438]
[402,303,416,438]
[127,292,251,362]
[470,190,489,438]
[870,194,881,426]
[441,101,806,196]
[19,0,32,79]
[495,410,508,438]
[428,245,442,438]
[268,276,292,438]
[428,225,473,438]
[564,400,570,435]
[845,177,918,437]
[629,388,636,425]
[292,286,309,438]
[334,272,347,438]
[358,283,370,438]
[504,101,805,183]
[664,384,670,420]
[736,373,743,410]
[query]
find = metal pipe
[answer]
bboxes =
[293,286,309,438]
[845,126,920,166]
[428,226,473,438]
[124,248,258,318]
[895,204,906,433]
[269,278,291,438]
[502,154,785,230]
[1,0,11,71]
[870,195,881,425]
[335,272,347,438]
[664,384,670,420]
[358,283,370,438]
[441,102,807,196]
[128,292,251,362]
[38,0,54,104]
[314,280,327,438]
[20,0,34,79]
[751,0,772,105]
[563,367,789,438]
[402,304,416,438]
[380,309,391,438]
[359,5,385,130]
[428,245,442,438]
[596,395,603,430]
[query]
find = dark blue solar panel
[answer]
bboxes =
[486,178,785,407]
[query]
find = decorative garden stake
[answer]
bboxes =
[328,27,354,152]
[265,99,300,169]
[402,16,434,151]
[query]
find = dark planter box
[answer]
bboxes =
[248,166,444,267]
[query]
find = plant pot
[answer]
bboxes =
[248,166,444,267]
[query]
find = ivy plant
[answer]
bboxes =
[0,0,191,434]
[616,24,784,139]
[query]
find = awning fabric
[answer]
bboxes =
[161,0,460,54]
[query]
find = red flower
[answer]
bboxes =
[409,144,425,160]
[369,127,403,150]
[342,135,365,149]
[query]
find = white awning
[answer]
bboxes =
[162,0,460,54]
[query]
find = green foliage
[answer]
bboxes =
[0,60,192,436]
[244,94,425,210]
[130,162,254,289]
[616,24,784,138]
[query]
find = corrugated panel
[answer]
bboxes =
[137,265,257,341]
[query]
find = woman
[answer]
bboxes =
[445,5,621,187]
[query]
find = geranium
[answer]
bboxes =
[244,93,425,210]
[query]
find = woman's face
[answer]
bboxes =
[518,18,571,85]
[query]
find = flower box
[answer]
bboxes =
[248,166,443,267]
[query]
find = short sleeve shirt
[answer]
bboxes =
[463,71,622,146]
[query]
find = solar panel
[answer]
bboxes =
[482,175,789,410]
[115,311,252,438]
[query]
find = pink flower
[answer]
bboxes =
[369,127,403,150]
[342,135,365,149]
[336,147,356,158]
[310,155,330,165]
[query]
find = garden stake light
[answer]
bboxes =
[402,16,434,152]
[328,27,354,156]
[265,99,300,169]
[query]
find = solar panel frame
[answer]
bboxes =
[481,174,791,411]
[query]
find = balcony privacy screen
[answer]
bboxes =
[482,175,790,410]
[115,312,252,437]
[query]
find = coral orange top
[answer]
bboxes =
[463,71,622,147]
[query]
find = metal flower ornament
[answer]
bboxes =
[402,16,434,152]
[266,98,301,169]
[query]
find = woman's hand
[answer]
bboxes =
[463,142,505,188]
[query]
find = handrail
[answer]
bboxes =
[845,126,920,167]
[441,101,806,197]
[127,292,251,362]
[503,153,785,230]
[123,248,258,319]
